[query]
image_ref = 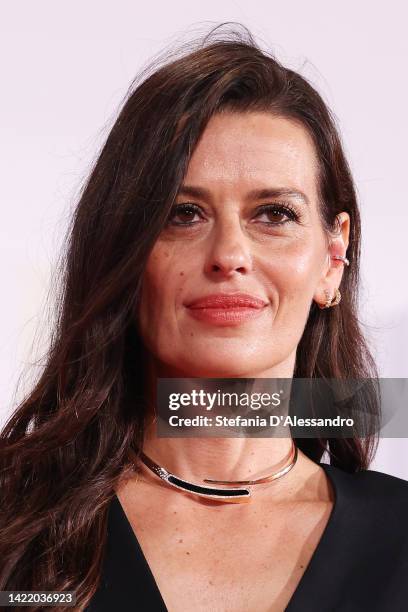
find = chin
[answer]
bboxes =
[172,357,264,379]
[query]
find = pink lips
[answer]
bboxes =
[185,293,268,326]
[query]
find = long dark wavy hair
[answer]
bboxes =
[0,23,379,610]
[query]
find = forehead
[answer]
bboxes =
[184,112,319,195]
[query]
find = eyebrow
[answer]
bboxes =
[176,185,310,206]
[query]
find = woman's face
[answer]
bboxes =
[138,112,349,377]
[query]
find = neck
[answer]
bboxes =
[141,427,296,483]
[137,353,307,496]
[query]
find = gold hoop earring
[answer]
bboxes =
[318,288,341,309]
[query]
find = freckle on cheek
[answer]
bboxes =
[180,271,184,276]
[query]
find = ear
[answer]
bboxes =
[313,213,350,308]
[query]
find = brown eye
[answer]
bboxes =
[254,203,299,226]
[265,209,287,223]
[167,203,203,226]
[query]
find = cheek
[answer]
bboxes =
[137,246,188,344]
[262,234,325,304]
[286,250,319,293]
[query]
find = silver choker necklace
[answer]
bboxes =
[129,441,298,504]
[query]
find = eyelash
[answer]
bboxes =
[167,202,300,227]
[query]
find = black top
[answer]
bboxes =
[86,463,408,612]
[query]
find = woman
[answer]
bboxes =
[1,24,408,612]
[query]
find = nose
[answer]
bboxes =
[204,217,253,277]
